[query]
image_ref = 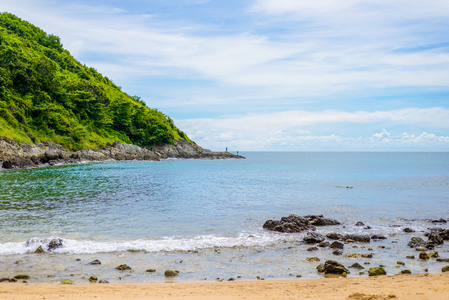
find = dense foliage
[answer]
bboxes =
[0,13,191,150]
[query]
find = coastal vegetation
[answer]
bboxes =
[0,13,191,151]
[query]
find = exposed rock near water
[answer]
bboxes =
[263,214,339,233]
[0,138,244,169]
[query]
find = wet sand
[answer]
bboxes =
[1,272,448,300]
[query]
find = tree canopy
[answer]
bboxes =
[0,12,191,150]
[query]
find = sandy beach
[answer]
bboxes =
[1,273,448,300]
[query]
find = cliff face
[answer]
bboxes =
[0,138,242,169]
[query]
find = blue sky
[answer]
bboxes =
[2,0,449,151]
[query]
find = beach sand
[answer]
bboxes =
[1,273,448,300]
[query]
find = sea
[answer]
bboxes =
[0,152,448,283]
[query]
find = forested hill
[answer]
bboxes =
[0,13,192,151]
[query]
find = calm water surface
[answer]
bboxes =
[0,152,448,282]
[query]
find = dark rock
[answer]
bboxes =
[368,267,386,276]
[355,221,365,226]
[164,270,179,277]
[431,218,447,224]
[318,241,330,247]
[89,276,98,282]
[419,251,429,260]
[403,228,415,233]
[400,270,411,274]
[303,232,325,244]
[322,260,349,275]
[427,233,444,245]
[330,241,344,249]
[406,256,415,259]
[0,278,11,282]
[343,234,371,243]
[9,278,17,282]
[263,214,312,233]
[305,215,341,226]
[34,246,45,253]
[48,238,63,251]
[115,264,132,271]
[349,263,364,270]
[316,263,325,273]
[442,266,449,272]
[326,233,343,240]
[13,274,30,280]
[364,226,372,230]
[371,235,387,240]
[407,237,426,248]
[428,252,439,258]
[307,247,319,251]
[99,280,109,283]
[333,249,343,256]
[89,260,101,265]
[306,257,321,262]
[437,258,449,262]
[146,269,156,273]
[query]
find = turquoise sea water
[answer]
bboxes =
[0,152,448,282]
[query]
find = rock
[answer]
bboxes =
[400,270,411,274]
[318,241,330,247]
[349,263,364,270]
[228,277,235,281]
[322,260,350,275]
[343,234,371,243]
[428,252,439,258]
[442,266,449,272]
[304,215,341,226]
[431,218,447,224]
[371,235,387,240]
[89,260,101,265]
[146,269,156,273]
[330,241,344,249]
[368,267,386,276]
[326,233,343,240]
[419,251,429,260]
[34,246,45,253]
[89,276,98,282]
[427,233,444,245]
[344,253,373,258]
[303,232,325,244]
[408,237,426,248]
[0,278,10,283]
[99,280,109,283]
[397,261,405,265]
[9,278,17,282]
[13,274,30,280]
[316,263,325,273]
[437,258,449,262]
[164,270,179,277]
[263,214,312,233]
[333,249,343,255]
[406,256,415,259]
[403,228,415,233]
[48,239,63,251]
[306,257,321,262]
[355,221,365,226]
[307,247,319,251]
[60,279,73,284]
[115,264,132,271]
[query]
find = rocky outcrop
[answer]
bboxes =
[263,214,340,233]
[0,138,244,169]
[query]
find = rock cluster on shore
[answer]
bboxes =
[0,138,243,169]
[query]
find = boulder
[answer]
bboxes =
[48,239,63,251]
[333,250,343,256]
[419,251,429,260]
[146,269,156,273]
[34,246,45,254]
[306,257,321,262]
[263,214,312,233]
[403,228,415,233]
[343,234,371,243]
[431,218,447,224]
[307,247,319,251]
[355,221,365,226]
[326,233,343,240]
[318,241,330,247]
[400,270,411,274]
[89,276,98,282]
[13,274,30,280]
[304,215,341,226]
[89,260,101,265]
[407,237,426,248]
[322,260,350,275]
[60,279,73,284]
[330,241,344,249]
[115,264,132,271]
[303,232,325,244]
[442,266,449,272]
[164,270,179,277]
[349,263,364,270]
[368,267,386,276]
[371,235,387,240]
[427,233,444,245]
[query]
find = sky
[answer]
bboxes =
[2,0,449,151]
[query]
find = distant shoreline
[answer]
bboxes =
[1,273,448,300]
[0,138,244,169]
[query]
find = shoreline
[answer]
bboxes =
[0,138,244,169]
[1,273,449,299]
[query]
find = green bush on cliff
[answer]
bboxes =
[0,13,191,150]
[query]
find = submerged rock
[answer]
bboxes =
[419,251,429,260]
[89,276,98,283]
[263,214,312,233]
[371,235,387,240]
[330,241,344,249]
[60,279,73,284]
[164,270,179,277]
[349,263,364,270]
[13,274,30,280]
[48,238,63,251]
[306,257,321,262]
[431,218,447,224]
[333,250,343,256]
[400,270,411,274]
[34,246,45,254]
[146,269,156,273]
[318,241,330,247]
[115,264,132,271]
[403,228,415,233]
[89,260,101,265]
[355,221,365,226]
[326,233,343,240]
[368,267,386,276]
[442,266,449,272]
